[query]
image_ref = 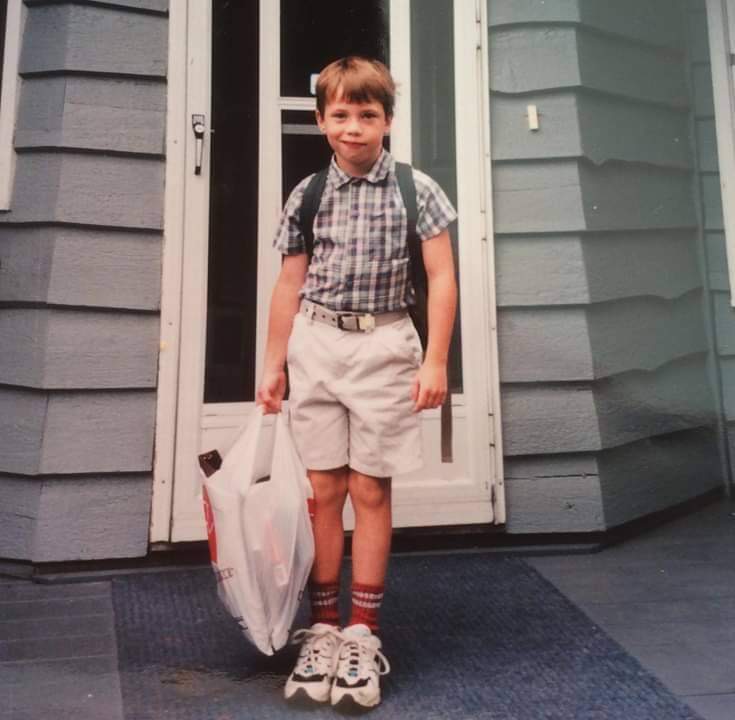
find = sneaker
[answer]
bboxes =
[330,624,391,711]
[284,623,343,704]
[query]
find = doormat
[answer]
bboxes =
[111,555,704,720]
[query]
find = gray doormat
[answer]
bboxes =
[111,555,704,720]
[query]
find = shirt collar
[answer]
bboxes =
[328,148,393,189]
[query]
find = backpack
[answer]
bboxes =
[298,162,453,462]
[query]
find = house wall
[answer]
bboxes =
[0,0,168,561]
[490,0,724,533]
[0,0,727,562]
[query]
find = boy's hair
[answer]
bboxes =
[316,56,395,118]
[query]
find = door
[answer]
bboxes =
[161,0,504,542]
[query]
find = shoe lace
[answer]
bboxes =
[290,626,344,675]
[341,636,391,677]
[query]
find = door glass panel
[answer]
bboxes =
[204,0,260,403]
[411,0,463,392]
[280,0,389,97]
[281,110,332,198]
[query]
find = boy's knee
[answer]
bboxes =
[348,471,391,510]
[308,467,349,505]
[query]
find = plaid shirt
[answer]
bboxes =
[273,149,457,313]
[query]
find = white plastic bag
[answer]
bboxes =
[199,407,314,655]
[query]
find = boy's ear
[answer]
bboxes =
[384,114,393,134]
[315,110,325,132]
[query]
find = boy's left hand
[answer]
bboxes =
[411,360,447,412]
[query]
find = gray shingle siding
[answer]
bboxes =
[491,0,723,533]
[0,0,168,562]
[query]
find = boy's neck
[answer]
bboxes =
[335,147,384,178]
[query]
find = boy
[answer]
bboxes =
[256,56,457,711]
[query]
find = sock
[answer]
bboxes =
[348,582,384,633]
[309,580,340,627]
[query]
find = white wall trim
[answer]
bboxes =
[477,0,505,522]
[706,0,735,305]
[0,0,25,211]
[453,0,502,523]
[150,0,189,543]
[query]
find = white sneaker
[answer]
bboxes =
[330,624,391,711]
[284,623,343,704]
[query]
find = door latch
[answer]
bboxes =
[192,114,206,175]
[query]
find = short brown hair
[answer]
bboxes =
[316,56,396,118]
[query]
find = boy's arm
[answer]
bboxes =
[256,253,308,413]
[411,228,457,412]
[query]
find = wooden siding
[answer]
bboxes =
[598,426,722,528]
[32,475,153,562]
[20,3,166,76]
[488,0,684,50]
[0,309,159,388]
[496,231,701,307]
[16,76,165,155]
[500,292,707,384]
[0,0,168,561]
[0,479,42,560]
[0,474,152,562]
[0,227,162,309]
[491,0,723,532]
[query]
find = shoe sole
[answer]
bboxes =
[331,693,380,714]
[285,686,330,707]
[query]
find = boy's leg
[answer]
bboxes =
[307,466,349,626]
[284,466,348,705]
[329,468,392,711]
[347,468,392,631]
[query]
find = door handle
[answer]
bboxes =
[192,114,206,175]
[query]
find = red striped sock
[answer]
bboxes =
[309,581,340,627]
[348,582,384,633]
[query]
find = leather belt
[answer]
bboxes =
[300,300,407,332]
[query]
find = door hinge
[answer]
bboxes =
[475,0,483,49]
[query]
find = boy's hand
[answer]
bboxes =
[256,368,287,414]
[411,360,447,412]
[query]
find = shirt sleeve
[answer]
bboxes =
[412,169,458,241]
[272,174,314,255]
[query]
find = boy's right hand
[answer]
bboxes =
[256,368,287,414]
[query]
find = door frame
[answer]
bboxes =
[150,0,505,544]
[705,0,735,305]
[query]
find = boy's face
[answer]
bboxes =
[316,93,392,177]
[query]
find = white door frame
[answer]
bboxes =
[706,0,735,305]
[150,0,505,543]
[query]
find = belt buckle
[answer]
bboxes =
[337,313,375,332]
[358,314,376,332]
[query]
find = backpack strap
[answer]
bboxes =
[299,168,329,262]
[395,162,419,260]
[395,162,428,350]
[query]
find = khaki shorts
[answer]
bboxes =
[286,310,424,478]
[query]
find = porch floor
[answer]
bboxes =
[527,493,735,720]
[1,494,733,719]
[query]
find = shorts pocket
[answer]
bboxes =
[375,315,423,368]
